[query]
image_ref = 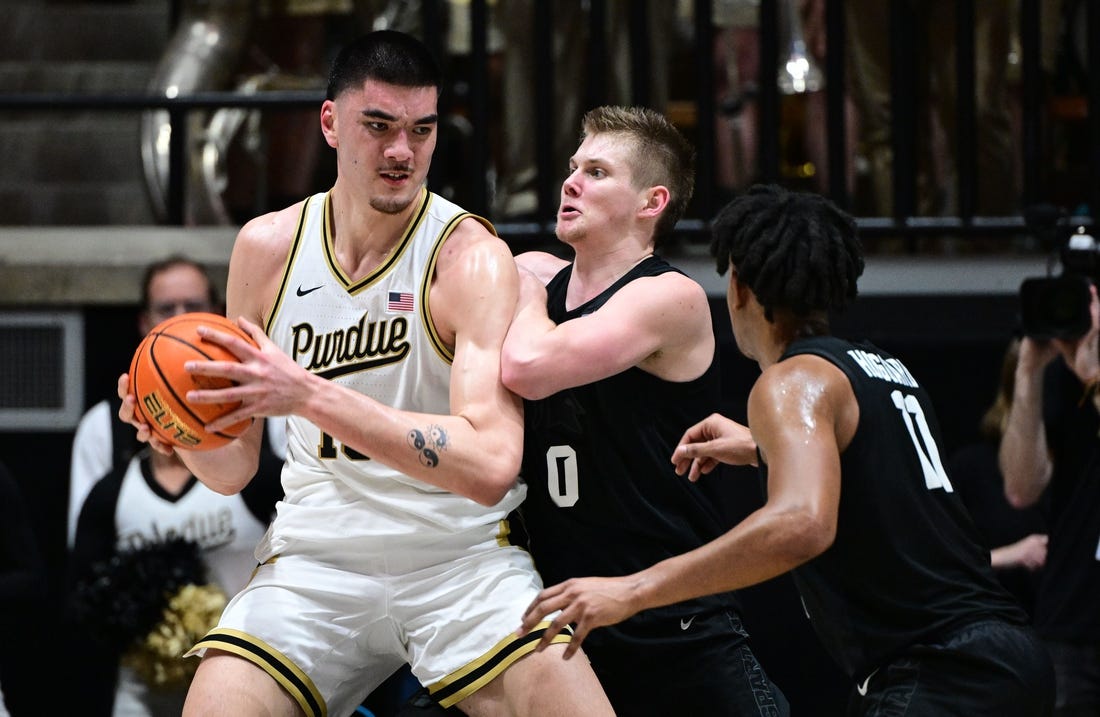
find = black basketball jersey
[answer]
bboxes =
[519,256,738,629]
[774,336,1027,681]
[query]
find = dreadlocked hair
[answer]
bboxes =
[710,184,864,321]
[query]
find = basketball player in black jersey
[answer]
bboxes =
[502,106,788,715]
[519,183,1055,715]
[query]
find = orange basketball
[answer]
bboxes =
[128,312,257,451]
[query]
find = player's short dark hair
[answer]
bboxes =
[709,184,863,321]
[326,30,442,101]
[580,106,695,245]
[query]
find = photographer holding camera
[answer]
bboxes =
[1001,225,1100,716]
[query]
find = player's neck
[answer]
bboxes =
[570,243,653,297]
[758,312,830,368]
[328,188,421,281]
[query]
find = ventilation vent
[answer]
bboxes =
[0,312,84,430]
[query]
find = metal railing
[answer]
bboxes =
[0,0,1096,250]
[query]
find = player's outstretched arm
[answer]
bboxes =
[671,413,758,481]
[502,267,713,400]
[518,357,845,655]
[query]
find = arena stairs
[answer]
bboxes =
[0,0,169,225]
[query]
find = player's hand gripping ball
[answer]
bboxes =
[128,312,256,450]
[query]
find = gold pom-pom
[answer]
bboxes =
[122,583,228,690]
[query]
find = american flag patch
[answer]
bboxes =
[387,291,415,312]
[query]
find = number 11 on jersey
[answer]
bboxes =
[891,390,954,492]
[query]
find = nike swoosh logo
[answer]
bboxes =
[856,669,878,696]
[296,285,323,297]
[679,616,696,630]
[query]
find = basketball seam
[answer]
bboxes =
[148,333,215,441]
[148,332,245,442]
[145,330,250,443]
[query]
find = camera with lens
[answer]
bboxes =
[1020,225,1100,340]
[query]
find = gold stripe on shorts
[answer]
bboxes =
[187,627,327,717]
[428,621,574,708]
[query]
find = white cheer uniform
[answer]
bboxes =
[72,453,274,717]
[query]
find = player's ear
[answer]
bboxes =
[728,269,751,310]
[320,100,338,148]
[640,186,669,219]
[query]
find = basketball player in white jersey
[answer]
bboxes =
[117,30,613,717]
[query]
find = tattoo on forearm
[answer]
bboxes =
[407,424,448,468]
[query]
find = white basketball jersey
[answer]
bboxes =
[261,190,525,557]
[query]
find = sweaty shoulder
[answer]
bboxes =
[758,353,847,397]
[753,353,859,451]
[434,215,514,280]
[430,216,519,343]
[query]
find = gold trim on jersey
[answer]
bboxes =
[323,188,430,294]
[187,627,327,717]
[265,196,315,337]
[495,518,512,548]
[420,211,497,364]
[427,621,573,708]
